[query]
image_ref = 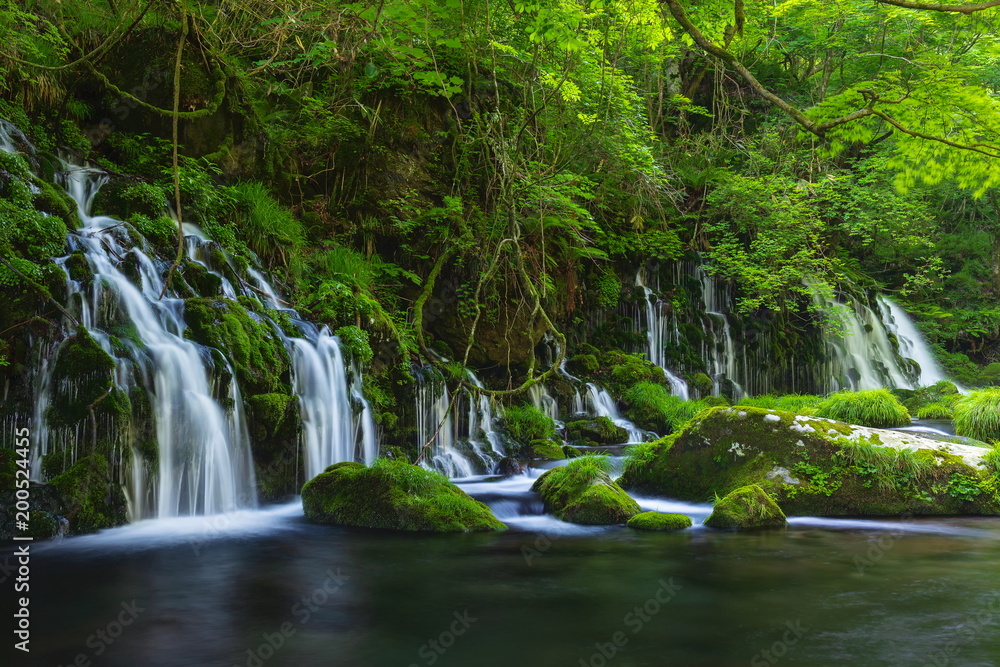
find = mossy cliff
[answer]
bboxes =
[620,406,1000,517]
[301,459,506,532]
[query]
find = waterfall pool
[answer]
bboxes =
[25,480,1000,667]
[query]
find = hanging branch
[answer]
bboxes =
[873,0,1000,13]
[158,5,189,300]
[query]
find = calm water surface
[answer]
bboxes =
[17,492,1000,667]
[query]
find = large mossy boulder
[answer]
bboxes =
[620,406,1000,517]
[301,459,507,532]
[704,485,786,530]
[531,456,641,525]
[566,417,628,446]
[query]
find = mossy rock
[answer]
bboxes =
[604,352,664,395]
[501,405,556,453]
[301,459,506,532]
[531,456,640,525]
[565,417,628,446]
[183,297,290,395]
[562,445,583,458]
[45,326,119,428]
[704,484,786,530]
[691,373,713,396]
[528,439,566,460]
[620,406,1000,517]
[627,511,692,531]
[49,454,128,534]
[32,178,79,228]
[568,354,599,376]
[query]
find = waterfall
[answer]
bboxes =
[3,119,378,522]
[814,291,918,392]
[635,268,690,399]
[528,382,559,421]
[878,297,950,388]
[585,383,646,443]
[49,165,257,518]
[414,365,504,477]
[695,264,746,400]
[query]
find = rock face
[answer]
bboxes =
[565,417,628,446]
[703,485,787,530]
[627,512,692,531]
[620,406,1000,517]
[531,457,641,525]
[301,459,507,532]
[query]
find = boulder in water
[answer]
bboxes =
[301,459,507,532]
[531,456,640,524]
[627,511,692,531]
[527,439,566,460]
[704,485,786,530]
[565,417,628,446]
[620,406,1000,517]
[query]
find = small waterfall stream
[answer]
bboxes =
[635,268,690,399]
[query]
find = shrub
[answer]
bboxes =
[815,389,911,428]
[954,389,1000,442]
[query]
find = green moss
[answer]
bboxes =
[565,417,628,445]
[45,326,116,428]
[562,445,583,458]
[49,454,128,534]
[501,405,556,449]
[691,373,713,396]
[32,178,79,228]
[528,439,566,460]
[531,455,640,524]
[301,458,506,532]
[183,297,290,395]
[606,352,663,393]
[335,325,373,364]
[704,484,786,530]
[619,406,998,517]
[568,353,599,375]
[27,511,58,539]
[180,260,223,297]
[627,511,692,531]
[816,389,911,428]
[622,382,707,432]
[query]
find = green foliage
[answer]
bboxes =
[816,389,911,428]
[954,389,1000,442]
[916,403,953,420]
[834,440,926,493]
[623,382,708,433]
[501,405,556,445]
[736,394,823,414]
[335,325,373,364]
[224,181,304,272]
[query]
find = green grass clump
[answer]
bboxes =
[225,181,304,270]
[623,382,709,432]
[815,389,911,428]
[627,511,692,531]
[954,389,1000,442]
[834,440,928,493]
[736,394,822,414]
[916,403,953,420]
[501,405,556,445]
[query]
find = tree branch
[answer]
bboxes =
[873,0,1000,14]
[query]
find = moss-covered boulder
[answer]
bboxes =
[527,439,566,460]
[49,454,128,534]
[531,456,641,524]
[620,406,1000,517]
[301,459,507,532]
[565,417,628,446]
[183,297,290,395]
[627,511,692,531]
[704,485,786,530]
[248,393,300,501]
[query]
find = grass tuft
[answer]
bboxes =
[954,389,1000,442]
[816,389,911,428]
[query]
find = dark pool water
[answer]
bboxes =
[12,496,1000,667]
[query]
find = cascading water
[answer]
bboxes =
[3,118,378,522]
[879,296,950,388]
[585,383,646,443]
[528,382,559,422]
[694,263,746,400]
[635,268,690,399]
[414,365,504,477]
[44,164,257,518]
